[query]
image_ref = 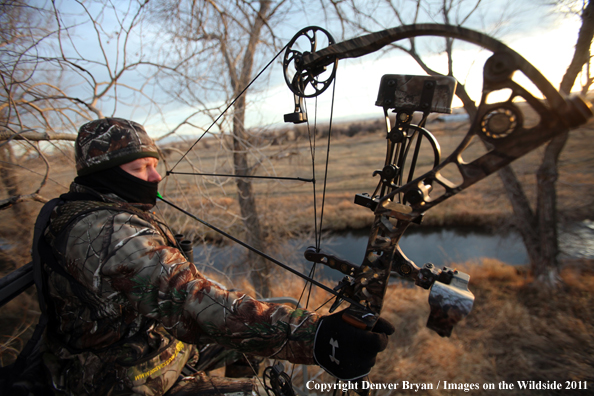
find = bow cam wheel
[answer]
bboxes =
[283,26,337,98]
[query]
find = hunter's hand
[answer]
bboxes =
[313,311,395,380]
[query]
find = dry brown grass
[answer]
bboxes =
[1,115,593,390]
[355,259,594,395]
[229,259,594,395]
[158,115,594,242]
[6,114,591,248]
[2,232,594,393]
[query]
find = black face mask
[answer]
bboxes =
[75,166,159,206]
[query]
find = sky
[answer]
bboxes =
[243,12,581,130]
[46,0,585,137]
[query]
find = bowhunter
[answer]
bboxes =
[33,118,394,395]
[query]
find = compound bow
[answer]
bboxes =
[271,23,593,391]
[165,23,592,395]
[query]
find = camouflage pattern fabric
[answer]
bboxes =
[75,118,159,176]
[42,183,319,395]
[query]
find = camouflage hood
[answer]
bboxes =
[75,118,159,176]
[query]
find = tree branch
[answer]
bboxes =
[0,131,76,141]
[0,193,49,211]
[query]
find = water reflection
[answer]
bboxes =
[193,221,594,283]
[320,226,528,268]
[193,226,530,282]
[559,220,594,259]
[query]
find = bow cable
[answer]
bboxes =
[166,172,313,182]
[160,34,351,311]
[297,67,339,311]
[315,71,337,251]
[297,96,318,310]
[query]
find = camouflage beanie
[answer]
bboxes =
[75,118,159,176]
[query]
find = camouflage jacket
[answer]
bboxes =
[41,183,319,395]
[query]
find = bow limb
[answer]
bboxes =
[301,24,563,102]
[378,73,591,214]
[299,24,585,121]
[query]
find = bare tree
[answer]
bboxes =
[0,0,303,297]
[0,0,163,203]
[531,0,594,285]
[326,0,593,287]
[147,0,293,297]
[0,1,56,226]
[0,0,200,272]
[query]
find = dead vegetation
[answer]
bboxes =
[365,259,594,394]
[1,115,593,389]
[157,114,594,244]
[2,258,593,393]
[235,259,594,395]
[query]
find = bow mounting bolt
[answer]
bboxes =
[387,128,406,143]
[404,182,433,205]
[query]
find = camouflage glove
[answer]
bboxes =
[313,311,395,380]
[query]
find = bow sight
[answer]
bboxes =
[282,24,593,338]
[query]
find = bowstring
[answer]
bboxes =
[303,96,318,310]
[157,33,341,390]
[282,69,339,392]
[309,97,318,252]
[164,32,339,312]
[167,41,290,174]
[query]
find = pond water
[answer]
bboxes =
[318,227,528,267]
[559,220,594,259]
[193,221,594,283]
[192,226,526,282]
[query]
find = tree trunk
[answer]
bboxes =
[232,94,271,297]
[559,0,594,95]
[406,2,594,288]
[497,166,542,263]
[456,82,551,281]
[231,0,272,297]
[532,133,567,286]
[529,0,594,286]
[456,1,594,287]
